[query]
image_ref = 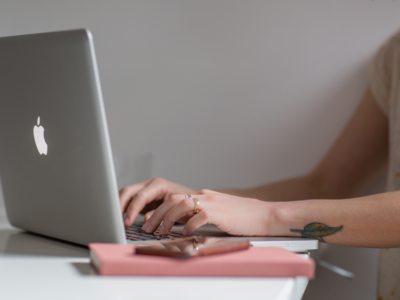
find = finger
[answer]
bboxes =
[182,211,209,236]
[119,180,150,213]
[176,213,192,224]
[144,210,155,222]
[124,178,169,226]
[158,197,197,235]
[162,195,204,225]
[144,205,187,222]
[119,179,150,197]
[143,194,186,233]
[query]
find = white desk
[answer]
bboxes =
[0,213,310,300]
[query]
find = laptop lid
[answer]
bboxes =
[0,29,126,245]
[0,29,318,252]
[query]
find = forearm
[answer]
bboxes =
[220,90,388,203]
[218,175,331,202]
[269,190,400,248]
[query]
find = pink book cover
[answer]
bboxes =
[89,243,315,278]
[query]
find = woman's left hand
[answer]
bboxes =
[141,189,274,237]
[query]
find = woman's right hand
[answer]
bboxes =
[119,178,197,227]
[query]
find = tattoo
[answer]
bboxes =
[290,222,343,242]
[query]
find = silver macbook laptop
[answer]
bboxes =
[0,29,317,252]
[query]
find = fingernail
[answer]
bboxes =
[182,229,187,236]
[124,216,130,225]
[159,225,164,234]
[142,222,151,232]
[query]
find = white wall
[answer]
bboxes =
[1,1,400,299]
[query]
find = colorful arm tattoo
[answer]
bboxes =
[290,222,343,242]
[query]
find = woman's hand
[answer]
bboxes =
[119,178,197,226]
[141,189,273,237]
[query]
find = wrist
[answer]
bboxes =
[266,201,301,237]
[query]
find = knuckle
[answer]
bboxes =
[136,191,147,201]
[200,210,209,221]
[200,189,216,196]
[199,189,210,195]
[152,177,166,186]
[119,186,131,197]
[181,198,192,209]
[206,193,216,201]
[169,194,182,204]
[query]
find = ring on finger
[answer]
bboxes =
[193,239,200,251]
[193,198,200,214]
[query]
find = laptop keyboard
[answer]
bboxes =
[125,223,185,241]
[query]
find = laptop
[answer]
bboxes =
[0,29,317,252]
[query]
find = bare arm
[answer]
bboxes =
[270,190,400,248]
[219,88,388,201]
[122,87,390,244]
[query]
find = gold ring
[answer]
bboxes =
[193,239,200,251]
[193,198,200,214]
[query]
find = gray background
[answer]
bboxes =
[1,1,400,299]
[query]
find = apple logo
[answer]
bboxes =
[33,116,48,155]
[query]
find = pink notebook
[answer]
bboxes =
[89,243,315,278]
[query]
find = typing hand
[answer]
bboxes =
[119,178,197,226]
[140,189,272,237]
